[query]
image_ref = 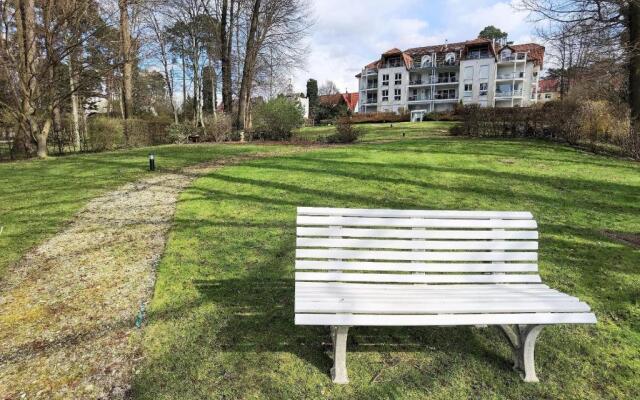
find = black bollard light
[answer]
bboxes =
[149,153,156,171]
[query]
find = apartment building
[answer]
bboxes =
[356,38,545,121]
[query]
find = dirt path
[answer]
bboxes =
[0,150,301,399]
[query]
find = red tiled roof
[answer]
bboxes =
[318,92,359,112]
[508,43,545,66]
[382,48,403,56]
[538,78,559,93]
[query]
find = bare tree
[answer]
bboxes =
[319,80,339,95]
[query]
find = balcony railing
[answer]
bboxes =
[434,76,458,84]
[408,95,431,102]
[365,68,377,75]
[499,52,527,62]
[496,72,525,80]
[409,76,458,85]
[466,51,491,59]
[434,93,458,100]
[495,89,523,98]
[365,98,378,104]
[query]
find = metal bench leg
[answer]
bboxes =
[499,324,544,382]
[330,326,349,384]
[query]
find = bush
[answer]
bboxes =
[327,118,362,143]
[350,112,410,124]
[166,122,194,144]
[203,113,233,142]
[454,101,637,159]
[251,97,304,140]
[86,116,124,151]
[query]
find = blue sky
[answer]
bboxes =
[292,0,537,93]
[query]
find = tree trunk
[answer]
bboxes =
[220,0,234,113]
[119,0,133,145]
[16,0,40,156]
[69,57,81,150]
[629,2,640,137]
[182,52,187,120]
[210,57,217,117]
[237,0,262,130]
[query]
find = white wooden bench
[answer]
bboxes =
[294,207,596,384]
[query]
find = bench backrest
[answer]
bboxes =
[296,207,540,284]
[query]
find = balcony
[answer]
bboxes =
[408,95,431,102]
[496,72,525,80]
[364,68,377,75]
[433,76,458,84]
[364,98,378,104]
[466,50,491,59]
[365,83,378,90]
[495,89,523,98]
[434,93,458,101]
[499,52,527,62]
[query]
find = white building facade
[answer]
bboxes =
[356,39,544,121]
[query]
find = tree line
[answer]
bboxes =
[0,0,310,158]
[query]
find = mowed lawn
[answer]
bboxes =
[295,121,454,142]
[132,135,640,399]
[0,143,291,278]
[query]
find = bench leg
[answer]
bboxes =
[499,324,544,383]
[330,326,349,384]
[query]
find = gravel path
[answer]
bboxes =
[0,150,298,399]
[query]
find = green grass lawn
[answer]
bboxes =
[295,121,454,142]
[0,143,291,278]
[132,135,640,399]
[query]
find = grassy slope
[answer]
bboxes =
[0,144,290,278]
[133,135,640,399]
[295,121,454,142]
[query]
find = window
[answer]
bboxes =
[394,73,402,85]
[382,89,389,102]
[464,83,473,96]
[382,74,389,86]
[479,82,488,96]
[394,88,401,101]
[438,72,456,83]
[479,65,489,80]
[436,89,456,100]
[464,66,473,80]
[545,93,552,99]
[420,55,432,67]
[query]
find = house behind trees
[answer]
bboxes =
[356,38,544,121]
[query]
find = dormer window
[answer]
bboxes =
[420,55,432,67]
[445,52,456,65]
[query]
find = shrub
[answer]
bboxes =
[350,112,410,124]
[251,97,304,140]
[327,118,362,143]
[203,113,233,142]
[86,116,124,151]
[166,122,193,144]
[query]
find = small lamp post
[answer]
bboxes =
[149,153,156,171]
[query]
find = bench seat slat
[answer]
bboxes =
[297,216,537,229]
[296,300,591,314]
[296,261,538,272]
[296,282,550,290]
[297,207,534,219]
[296,249,538,262]
[295,272,542,283]
[297,228,539,239]
[296,238,539,250]
[295,312,597,326]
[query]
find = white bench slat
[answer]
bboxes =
[297,238,539,250]
[296,249,538,262]
[297,216,537,229]
[295,312,597,326]
[295,272,542,283]
[295,300,591,314]
[296,261,538,272]
[297,287,560,297]
[297,207,533,219]
[296,282,550,290]
[297,291,564,300]
[297,227,539,239]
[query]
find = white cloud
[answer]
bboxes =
[292,0,538,93]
